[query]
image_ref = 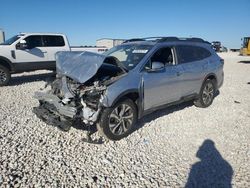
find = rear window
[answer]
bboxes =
[43,35,65,47]
[176,45,211,64]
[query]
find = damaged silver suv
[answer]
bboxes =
[33,37,224,141]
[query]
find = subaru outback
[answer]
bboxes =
[33,37,224,141]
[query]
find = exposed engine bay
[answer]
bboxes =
[33,51,126,134]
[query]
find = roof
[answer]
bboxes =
[19,32,65,36]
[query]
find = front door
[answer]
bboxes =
[142,47,183,111]
[14,35,48,71]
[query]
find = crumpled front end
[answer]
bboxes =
[33,76,107,130]
[33,51,125,130]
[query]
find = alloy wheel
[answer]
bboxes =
[202,82,214,105]
[109,104,134,135]
[0,69,7,83]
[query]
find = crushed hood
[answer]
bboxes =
[56,51,106,84]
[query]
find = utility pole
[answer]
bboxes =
[0,28,5,43]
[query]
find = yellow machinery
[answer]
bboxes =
[240,37,250,55]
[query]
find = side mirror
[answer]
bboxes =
[17,39,28,50]
[148,61,165,72]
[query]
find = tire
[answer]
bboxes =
[97,98,138,141]
[194,79,216,108]
[0,65,11,86]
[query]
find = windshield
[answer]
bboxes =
[242,37,250,48]
[0,35,20,45]
[103,44,152,70]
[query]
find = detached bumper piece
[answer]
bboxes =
[33,91,77,131]
[33,104,104,143]
[34,92,77,118]
[33,102,72,131]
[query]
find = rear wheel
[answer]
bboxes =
[97,98,137,141]
[0,65,11,86]
[194,79,216,108]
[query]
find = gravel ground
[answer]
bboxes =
[0,52,250,187]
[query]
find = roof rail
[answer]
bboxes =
[123,38,145,43]
[158,37,210,44]
[188,38,210,44]
[186,38,205,42]
[123,37,165,43]
[157,37,180,42]
[123,37,210,44]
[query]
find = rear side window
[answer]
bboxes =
[43,35,65,47]
[24,35,43,48]
[176,45,211,64]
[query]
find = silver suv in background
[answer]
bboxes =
[33,37,224,141]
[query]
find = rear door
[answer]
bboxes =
[175,45,211,96]
[42,35,69,69]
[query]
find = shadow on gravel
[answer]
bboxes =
[136,91,220,131]
[136,101,194,130]
[185,139,233,188]
[238,61,250,64]
[9,72,55,86]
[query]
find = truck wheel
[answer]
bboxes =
[97,98,138,141]
[0,65,11,86]
[194,79,216,108]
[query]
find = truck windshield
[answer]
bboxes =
[0,35,20,45]
[242,37,250,48]
[103,44,152,71]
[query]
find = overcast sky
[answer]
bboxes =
[1,0,249,48]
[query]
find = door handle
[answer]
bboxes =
[42,51,47,53]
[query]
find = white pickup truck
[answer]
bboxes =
[0,33,108,86]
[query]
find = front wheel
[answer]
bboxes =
[194,79,216,108]
[0,65,11,86]
[97,98,138,141]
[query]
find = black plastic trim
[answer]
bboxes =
[111,89,140,107]
[141,94,198,118]
[0,56,14,71]
[203,73,218,89]
[12,61,56,73]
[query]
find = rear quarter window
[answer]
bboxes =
[176,45,211,64]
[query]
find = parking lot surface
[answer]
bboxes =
[0,52,250,187]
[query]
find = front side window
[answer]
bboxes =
[24,35,43,48]
[104,44,152,71]
[145,47,174,70]
[43,35,65,47]
[176,45,211,64]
